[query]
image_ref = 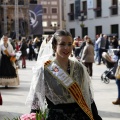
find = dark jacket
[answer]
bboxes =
[20,42,27,57]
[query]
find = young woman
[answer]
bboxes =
[26,30,102,120]
[0,35,19,87]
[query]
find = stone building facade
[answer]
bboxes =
[65,0,120,40]
[0,0,64,39]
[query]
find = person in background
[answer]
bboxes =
[112,58,120,105]
[73,36,81,57]
[112,36,118,49]
[15,40,20,52]
[9,38,15,50]
[81,37,94,77]
[26,30,102,120]
[79,35,88,58]
[0,34,19,87]
[94,34,99,62]
[96,34,107,65]
[28,40,34,61]
[20,39,27,68]
[33,37,43,61]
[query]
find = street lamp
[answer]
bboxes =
[50,23,60,33]
[78,13,87,38]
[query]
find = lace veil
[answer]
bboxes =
[26,36,54,112]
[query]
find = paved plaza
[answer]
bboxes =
[0,60,120,120]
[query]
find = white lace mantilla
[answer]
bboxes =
[26,58,94,112]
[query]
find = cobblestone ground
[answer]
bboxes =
[0,60,120,120]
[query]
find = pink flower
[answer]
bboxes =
[20,113,36,120]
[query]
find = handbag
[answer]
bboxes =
[115,66,120,79]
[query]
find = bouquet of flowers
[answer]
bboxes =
[20,111,47,120]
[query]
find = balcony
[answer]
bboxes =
[109,5,118,15]
[68,12,74,21]
[67,12,74,15]
[80,10,87,16]
[109,5,117,9]
[93,7,101,11]
[93,7,101,17]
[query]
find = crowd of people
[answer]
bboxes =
[73,33,120,106]
[0,30,120,119]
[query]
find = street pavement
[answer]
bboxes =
[0,60,120,120]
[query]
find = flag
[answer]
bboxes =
[29,5,43,35]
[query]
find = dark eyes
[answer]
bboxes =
[58,43,73,47]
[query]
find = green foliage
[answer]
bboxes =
[80,23,85,28]
[36,109,47,120]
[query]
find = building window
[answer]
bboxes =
[68,3,74,21]
[95,26,102,35]
[109,0,118,15]
[94,0,101,17]
[82,27,88,38]
[43,8,47,14]
[30,0,37,4]
[51,8,57,14]
[112,0,117,5]
[111,24,118,38]
[82,1,87,15]
[18,0,24,5]
[42,21,47,27]
[70,28,75,38]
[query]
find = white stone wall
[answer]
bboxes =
[65,0,120,40]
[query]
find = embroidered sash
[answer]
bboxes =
[44,60,94,120]
[4,49,16,62]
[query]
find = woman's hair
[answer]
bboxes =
[22,38,26,43]
[52,30,73,53]
[3,33,8,37]
[86,37,94,45]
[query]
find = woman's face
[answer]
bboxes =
[86,38,90,43]
[55,36,73,59]
[3,36,8,44]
